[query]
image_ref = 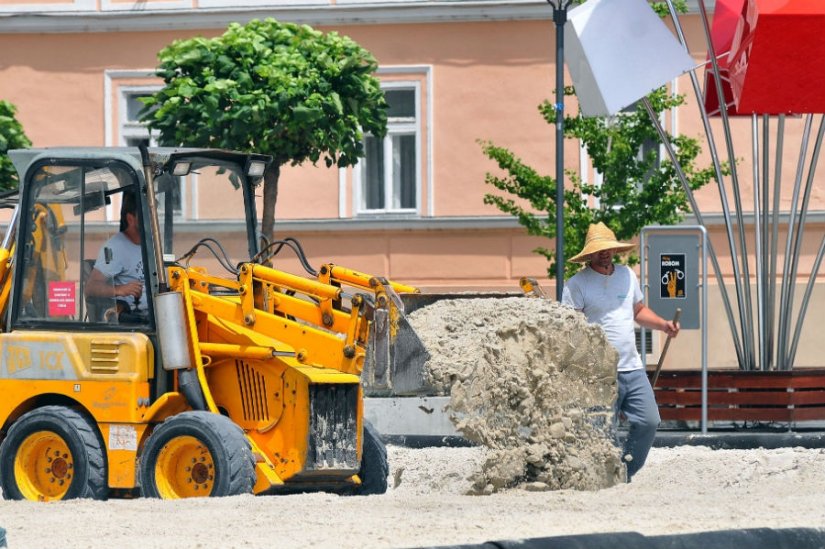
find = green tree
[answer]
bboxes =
[482,86,718,279]
[0,100,32,192]
[482,0,701,279]
[141,18,387,240]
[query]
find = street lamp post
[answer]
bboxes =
[548,0,573,301]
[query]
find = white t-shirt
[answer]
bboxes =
[562,264,643,372]
[94,231,147,312]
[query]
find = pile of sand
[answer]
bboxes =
[407,296,624,493]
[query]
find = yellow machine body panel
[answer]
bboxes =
[0,331,154,420]
[97,422,153,488]
[0,331,155,488]
[206,356,363,490]
[192,289,366,493]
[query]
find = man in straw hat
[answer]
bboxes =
[562,222,679,480]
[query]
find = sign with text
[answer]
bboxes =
[647,234,699,329]
[660,253,686,299]
[48,281,76,317]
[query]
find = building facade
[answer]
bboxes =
[1,0,824,370]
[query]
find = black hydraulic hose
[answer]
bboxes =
[178,237,238,275]
[252,237,318,276]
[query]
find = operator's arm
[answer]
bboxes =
[85,267,143,301]
[634,302,679,338]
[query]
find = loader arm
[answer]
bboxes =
[168,263,374,493]
[315,264,433,396]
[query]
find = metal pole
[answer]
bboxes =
[788,235,825,366]
[642,97,745,375]
[549,0,571,301]
[783,115,825,367]
[701,226,708,434]
[698,0,756,370]
[640,234,648,369]
[767,115,785,371]
[663,0,745,368]
[761,115,771,371]
[752,115,764,371]
[777,114,814,369]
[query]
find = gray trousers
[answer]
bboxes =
[617,368,660,480]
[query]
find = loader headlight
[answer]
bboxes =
[172,161,192,177]
[246,160,267,178]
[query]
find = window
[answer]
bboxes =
[120,91,155,147]
[119,88,184,218]
[358,86,419,214]
[579,101,664,209]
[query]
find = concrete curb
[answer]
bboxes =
[382,431,825,450]
[413,527,825,549]
[650,431,825,449]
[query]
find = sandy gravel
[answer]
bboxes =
[2,444,825,549]
[408,297,623,492]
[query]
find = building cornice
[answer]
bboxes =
[10,209,820,238]
[0,0,714,34]
[0,2,554,34]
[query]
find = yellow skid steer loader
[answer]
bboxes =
[0,147,432,500]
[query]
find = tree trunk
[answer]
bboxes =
[261,163,280,246]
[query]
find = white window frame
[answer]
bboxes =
[118,86,159,147]
[352,81,422,217]
[114,84,193,221]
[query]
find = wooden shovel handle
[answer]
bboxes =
[651,308,681,388]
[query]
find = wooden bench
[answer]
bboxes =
[648,369,825,422]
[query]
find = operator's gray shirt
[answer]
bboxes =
[94,231,147,312]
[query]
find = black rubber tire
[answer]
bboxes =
[139,411,255,499]
[0,406,107,501]
[355,420,389,495]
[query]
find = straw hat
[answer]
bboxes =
[569,222,635,263]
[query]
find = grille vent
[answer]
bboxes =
[89,340,120,373]
[235,360,270,422]
[307,383,358,471]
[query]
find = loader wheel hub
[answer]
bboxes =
[154,435,215,498]
[191,462,209,484]
[14,431,74,501]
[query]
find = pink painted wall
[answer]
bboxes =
[0,20,566,222]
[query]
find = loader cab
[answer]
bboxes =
[150,150,265,269]
[9,158,153,330]
[6,148,268,335]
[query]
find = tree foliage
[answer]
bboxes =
[141,18,388,239]
[0,100,32,192]
[482,87,719,279]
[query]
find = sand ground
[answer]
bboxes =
[1,443,824,549]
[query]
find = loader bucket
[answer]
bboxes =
[363,296,430,396]
[362,292,521,396]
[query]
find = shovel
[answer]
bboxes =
[650,308,681,388]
